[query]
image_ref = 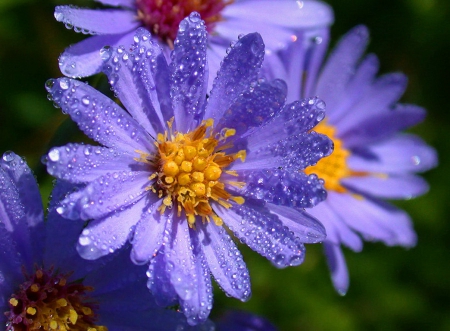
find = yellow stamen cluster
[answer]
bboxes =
[6,268,107,331]
[305,121,368,193]
[136,119,246,227]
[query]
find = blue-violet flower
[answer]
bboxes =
[265,25,438,294]
[54,0,333,80]
[0,151,211,331]
[44,14,332,324]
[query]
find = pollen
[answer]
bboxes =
[305,121,368,193]
[140,118,246,227]
[5,267,108,331]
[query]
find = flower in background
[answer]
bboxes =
[54,0,333,80]
[265,25,437,294]
[0,152,211,331]
[44,14,331,324]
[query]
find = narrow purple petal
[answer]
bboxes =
[197,222,251,301]
[130,204,168,264]
[54,6,138,35]
[266,203,326,243]
[45,144,141,183]
[59,32,134,77]
[94,0,135,7]
[343,174,429,199]
[170,13,208,132]
[217,310,278,331]
[0,222,24,293]
[316,25,370,113]
[46,78,154,152]
[348,134,438,173]
[205,33,265,122]
[147,252,178,307]
[233,169,326,209]
[76,196,150,260]
[58,170,150,220]
[215,200,306,268]
[323,241,349,295]
[342,104,426,147]
[102,28,172,137]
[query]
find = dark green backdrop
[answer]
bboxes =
[0,0,447,330]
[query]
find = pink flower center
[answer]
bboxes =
[136,0,233,45]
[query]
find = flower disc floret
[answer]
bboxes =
[137,119,246,227]
[5,267,106,331]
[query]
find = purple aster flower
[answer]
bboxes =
[54,0,333,80]
[44,14,332,324]
[264,25,438,294]
[0,152,212,331]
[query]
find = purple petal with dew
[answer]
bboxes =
[45,144,143,184]
[206,32,265,122]
[323,241,349,295]
[197,221,251,301]
[58,170,150,220]
[216,310,278,331]
[130,203,168,265]
[46,78,154,152]
[315,25,369,113]
[215,199,306,268]
[336,73,409,134]
[234,131,332,171]
[215,79,286,138]
[326,191,417,247]
[76,195,152,260]
[342,104,426,148]
[308,200,363,252]
[101,28,172,137]
[164,218,213,325]
[348,134,438,174]
[222,0,333,29]
[59,32,134,78]
[0,222,24,294]
[54,6,138,35]
[232,169,327,209]
[147,251,178,307]
[342,173,429,199]
[266,203,326,244]
[94,0,135,7]
[327,54,379,123]
[170,13,208,132]
[241,97,326,152]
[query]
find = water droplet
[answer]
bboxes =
[48,149,60,162]
[2,151,14,162]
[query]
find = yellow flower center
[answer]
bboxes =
[305,121,367,193]
[136,119,246,227]
[6,268,107,331]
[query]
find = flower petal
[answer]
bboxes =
[102,28,173,137]
[76,196,151,260]
[45,144,141,183]
[233,169,327,209]
[46,78,154,152]
[216,199,306,268]
[54,6,138,34]
[58,170,150,220]
[197,221,251,301]
[59,32,134,77]
[170,13,208,132]
[348,134,438,173]
[94,0,135,7]
[266,203,326,243]
[206,32,265,122]
[343,174,429,199]
[323,241,349,295]
[147,252,178,307]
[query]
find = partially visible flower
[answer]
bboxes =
[264,25,437,294]
[44,14,332,324]
[216,310,278,331]
[0,151,213,331]
[54,0,333,80]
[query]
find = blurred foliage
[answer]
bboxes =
[0,0,448,330]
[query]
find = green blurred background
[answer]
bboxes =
[0,0,448,330]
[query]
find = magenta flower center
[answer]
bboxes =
[136,0,233,45]
[5,267,107,331]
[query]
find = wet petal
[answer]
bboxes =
[94,0,135,7]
